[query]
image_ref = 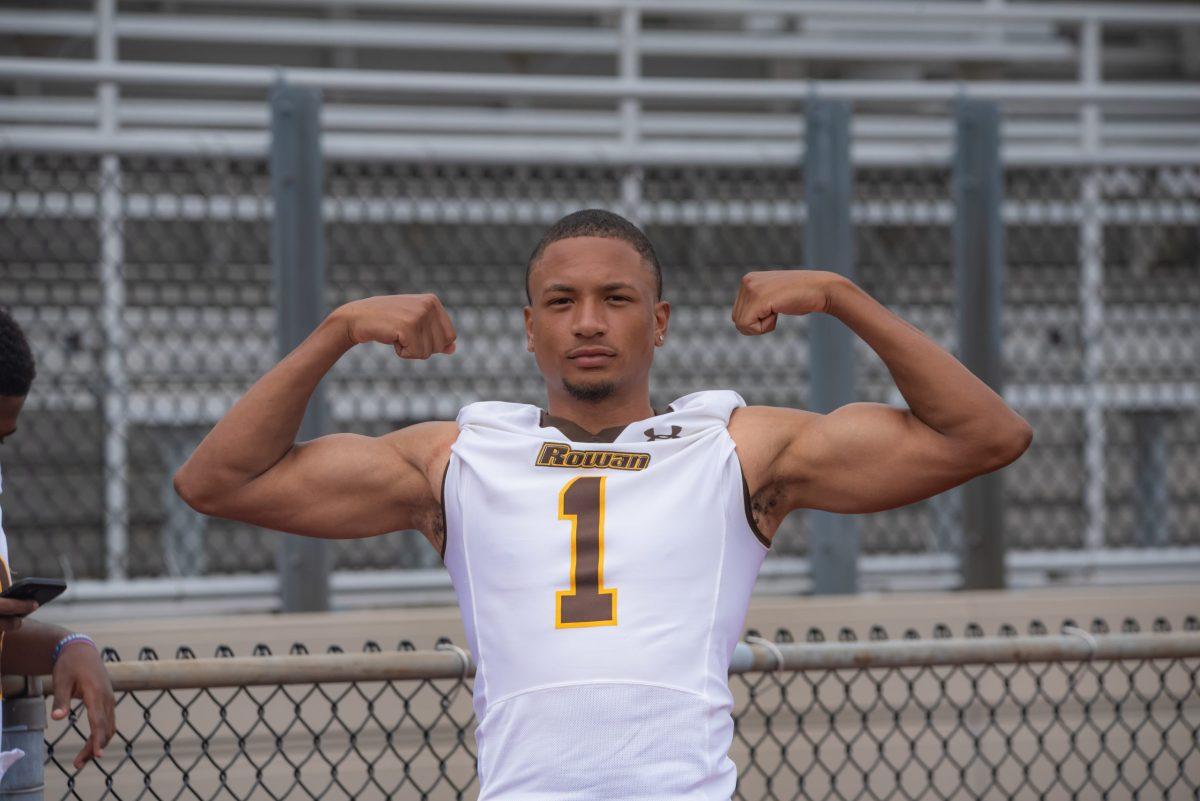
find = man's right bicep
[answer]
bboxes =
[205,431,428,538]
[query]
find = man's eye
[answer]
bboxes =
[608,296,630,302]
[549,298,570,305]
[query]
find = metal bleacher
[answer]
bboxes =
[1,1,1198,156]
[1,0,1198,612]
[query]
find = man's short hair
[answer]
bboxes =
[525,208,663,304]
[0,307,36,397]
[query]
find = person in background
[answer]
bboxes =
[0,307,115,776]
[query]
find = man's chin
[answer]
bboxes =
[562,377,616,402]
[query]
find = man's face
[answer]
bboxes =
[524,236,669,403]
[0,394,24,445]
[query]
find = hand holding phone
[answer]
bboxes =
[1,578,67,633]
[0,596,38,633]
[1,577,67,605]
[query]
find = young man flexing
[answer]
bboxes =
[175,209,1031,800]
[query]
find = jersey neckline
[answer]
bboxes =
[537,403,675,444]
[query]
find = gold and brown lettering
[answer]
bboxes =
[536,441,649,471]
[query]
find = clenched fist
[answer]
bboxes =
[333,294,457,359]
[731,269,844,335]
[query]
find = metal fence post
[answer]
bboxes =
[269,78,331,613]
[96,0,129,583]
[0,678,46,801]
[804,96,858,595]
[953,98,1007,591]
[1078,24,1108,561]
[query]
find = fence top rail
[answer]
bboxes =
[4,632,1198,695]
[731,630,1200,673]
[126,0,1200,26]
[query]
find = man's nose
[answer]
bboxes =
[572,298,607,337]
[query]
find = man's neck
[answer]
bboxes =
[545,391,656,436]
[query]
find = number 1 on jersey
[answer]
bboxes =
[556,475,618,628]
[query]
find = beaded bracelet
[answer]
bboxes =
[52,633,97,666]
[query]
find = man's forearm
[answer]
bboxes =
[174,315,351,502]
[3,619,72,676]
[826,275,1030,445]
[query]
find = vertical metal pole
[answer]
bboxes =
[0,679,46,801]
[162,435,207,577]
[953,98,1007,591]
[1079,18,1108,559]
[270,79,330,613]
[618,6,642,225]
[1079,20,1102,154]
[97,0,128,581]
[1133,412,1169,547]
[804,97,858,595]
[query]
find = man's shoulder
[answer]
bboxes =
[727,404,818,462]
[383,420,460,470]
[388,419,459,437]
[727,403,816,428]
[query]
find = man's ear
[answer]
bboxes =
[523,306,534,352]
[654,299,671,342]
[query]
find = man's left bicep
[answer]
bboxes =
[775,402,999,515]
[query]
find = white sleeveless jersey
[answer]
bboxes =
[441,389,770,801]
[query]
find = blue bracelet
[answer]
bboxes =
[52,633,97,665]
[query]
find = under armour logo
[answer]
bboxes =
[644,425,682,441]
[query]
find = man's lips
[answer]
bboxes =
[572,355,613,367]
[568,348,615,367]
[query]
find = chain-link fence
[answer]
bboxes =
[4,616,1194,800]
[1,123,1198,591]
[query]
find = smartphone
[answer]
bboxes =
[0,577,68,609]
